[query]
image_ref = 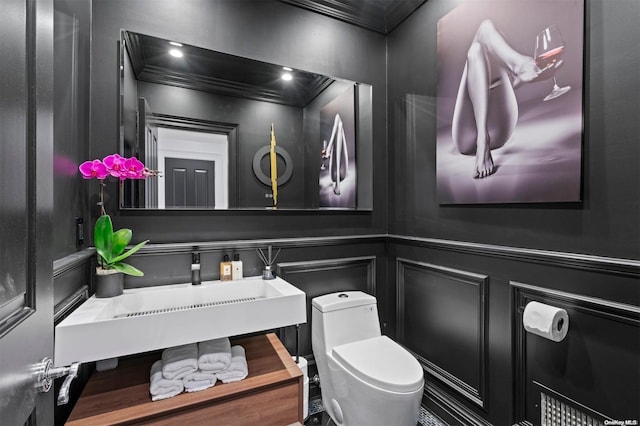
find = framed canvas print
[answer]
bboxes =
[436,0,585,204]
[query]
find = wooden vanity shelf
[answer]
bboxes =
[66,333,303,425]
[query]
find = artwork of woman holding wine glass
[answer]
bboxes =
[436,0,584,204]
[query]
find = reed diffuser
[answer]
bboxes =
[256,245,281,280]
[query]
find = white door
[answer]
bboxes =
[0,0,55,423]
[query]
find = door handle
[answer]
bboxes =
[34,358,81,405]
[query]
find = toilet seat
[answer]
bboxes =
[331,336,424,393]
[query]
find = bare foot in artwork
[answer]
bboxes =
[473,135,495,179]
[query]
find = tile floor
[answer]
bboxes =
[303,396,445,426]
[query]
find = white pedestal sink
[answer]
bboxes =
[54,276,306,366]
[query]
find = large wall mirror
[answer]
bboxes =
[119,30,373,211]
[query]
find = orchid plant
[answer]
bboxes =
[79,154,154,276]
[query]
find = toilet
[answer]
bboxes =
[311,291,424,426]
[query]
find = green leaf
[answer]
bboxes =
[111,262,144,277]
[111,229,132,258]
[110,240,149,264]
[92,214,148,275]
[94,215,114,263]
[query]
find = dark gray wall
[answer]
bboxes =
[54,0,92,259]
[388,0,639,261]
[53,1,93,423]
[90,0,388,244]
[387,0,639,424]
[388,237,638,425]
[53,0,93,318]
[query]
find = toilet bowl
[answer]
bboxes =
[312,291,424,426]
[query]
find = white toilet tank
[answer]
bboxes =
[311,291,381,353]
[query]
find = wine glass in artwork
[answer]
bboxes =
[535,25,571,101]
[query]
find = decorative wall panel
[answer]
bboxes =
[278,255,377,357]
[396,258,488,409]
[512,281,640,424]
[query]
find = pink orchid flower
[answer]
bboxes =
[78,159,109,179]
[103,153,126,178]
[124,157,145,179]
[79,154,156,217]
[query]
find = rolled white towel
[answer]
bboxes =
[161,343,198,380]
[216,345,248,383]
[150,360,184,401]
[198,338,231,372]
[182,370,217,392]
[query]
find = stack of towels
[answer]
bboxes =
[149,337,249,401]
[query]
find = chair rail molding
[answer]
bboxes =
[388,235,640,277]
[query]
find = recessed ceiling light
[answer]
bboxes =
[282,67,293,72]
[169,48,183,58]
[282,73,293,81]
[169,41,183,47]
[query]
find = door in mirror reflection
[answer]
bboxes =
[158,128,229,209]
[165,158,215,208]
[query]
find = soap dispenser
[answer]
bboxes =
[231,254,243,280]
[220,254,232,281]
[191,251,201,285]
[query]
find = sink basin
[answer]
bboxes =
[54,276,306,366]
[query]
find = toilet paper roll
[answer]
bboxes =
[303,375,309,419]
[292,356,309,419]
[523,301,569,342]
[292,355,308,378]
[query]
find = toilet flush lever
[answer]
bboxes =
[34,358,81,405]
